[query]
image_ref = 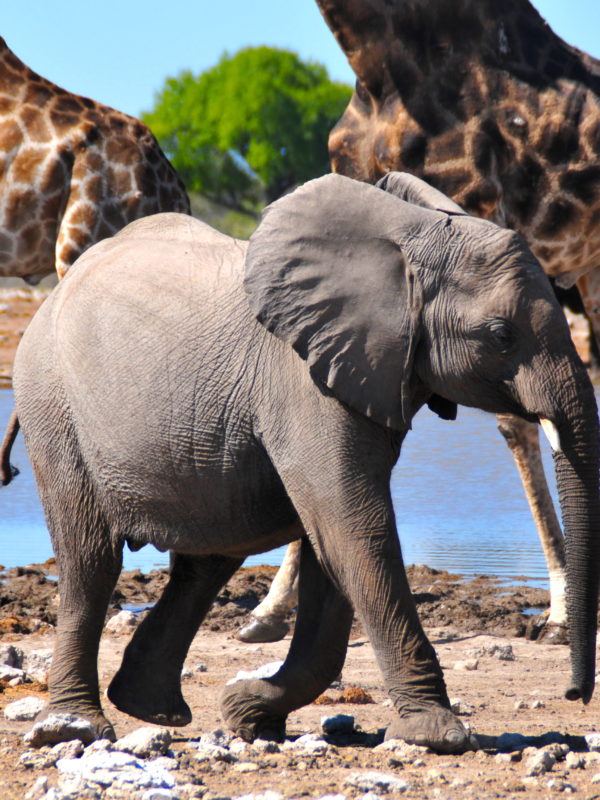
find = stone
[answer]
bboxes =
[4,695,46,721]
[585,733,600,752]
[486,643,515,661]
[321,713,355,735]
[24,713,97,747]
[0,643,24,668]
[232,761,260,772]
[142,790,175,800]
[113,726,172,758]
[449,697,475,716]
[235,793,283,800]
[565,751,585,769]
[23,649,53,683]
[56,749,176,791]
[525,750,556,776]
[345,771,410,793]
[284,733,328,755]
[227,661,283,684]
[50,739,85,760]
[24,776,49,800]
[514,700,528,710]
[251,738,280,754]
[453,659,479,671]
[176,783,208,799]
[105,610,138,634]
[0,664,25,682]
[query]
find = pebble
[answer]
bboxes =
[23,649,53,683]
[0,664,25,682]
[227,661,283,684]
[283,733,328,755]
[565,751,585,769]
[453,659,479,671]
[486,643,515,661]
[113,726,172,758]
[0,643,24,668]
[514,700,528,710]
[105,610,138,634]
[24,713,97,747]
[321,714,355,734]
[449,697,475,716]
[24,775,49,800]
[345,771,410,793]
[251,738,280,754]
[232,761,260,773]
[586,733,600,752]
[591,772,600,784]
[235,793,284,800]
[4,695,46,721]
[525,750,556,776]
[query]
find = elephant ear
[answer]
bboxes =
[376,172,467,215]
[244,173,432,431]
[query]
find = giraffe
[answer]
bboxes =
[0,36,189,284]
[240,0,600,643]
[0,36,190,485]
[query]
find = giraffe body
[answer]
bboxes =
[0,37,189,284]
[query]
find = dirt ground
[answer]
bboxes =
[0,562,599,799]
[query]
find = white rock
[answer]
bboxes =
[284,733,328,754]
[233,761,260,772]
[24,713,97,747]
[105,610,138,634]
[450,697,475,716]
[4,696,46,721]
[525,750,556,776]
[373,739,429,760]
[486,643,515,661]
[453,659,479,671]
[24,775,49,800]
[142,790,175,800]
[531,700,546,709]
[591,772,600,784]
[50,739,85,760]
[565,751,585,769]
[514,700,528,710]
[229,738,249,755]
[113,726,172,757]
[586,733,600,752]
[227,661,283,684]
[0,664,25,682]
[56,749,176,790]
[83,738,113,755]
[23,649,53,683]
[345,771,410,793]
[198,728,233,749]
[321,713,355,734]
[235,793,284,800]
[251,738,280,754]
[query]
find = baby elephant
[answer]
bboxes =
[13,173,599,752]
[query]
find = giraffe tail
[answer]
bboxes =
[0,409,20,486]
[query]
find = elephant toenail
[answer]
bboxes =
[445,729,465,744]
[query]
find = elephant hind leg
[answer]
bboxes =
[221,538,353,742]
[108,552,242,727]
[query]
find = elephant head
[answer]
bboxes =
[245,172,600,704]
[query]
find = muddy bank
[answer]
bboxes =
[0,561,552,642]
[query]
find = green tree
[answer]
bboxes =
[143,47,352,213]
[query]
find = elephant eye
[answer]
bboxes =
[488,318,515,353]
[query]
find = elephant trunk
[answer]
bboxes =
[551,379,600,703]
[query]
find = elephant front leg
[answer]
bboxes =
[275,462,474,753]
[221,537,353,741]
[108,553,242,726]
[497,414,568,640]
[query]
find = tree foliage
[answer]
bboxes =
[142,47,352,212]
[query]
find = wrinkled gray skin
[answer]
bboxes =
[13,173,599,753]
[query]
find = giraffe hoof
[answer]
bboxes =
[237,616,290,643]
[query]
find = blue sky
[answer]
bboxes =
[2,1,599,120]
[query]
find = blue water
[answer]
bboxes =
[0,389,556,585]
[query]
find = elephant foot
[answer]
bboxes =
[237,615,290,643]
[385,708,478,754]
[107,668,191,727]
[220,679,286,742]
[525,613,569,645]
[24,706,115,747]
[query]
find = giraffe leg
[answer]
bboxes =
[237,539,301,643]
[497,414,568,641]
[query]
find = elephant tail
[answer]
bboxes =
[0,409,20,486]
